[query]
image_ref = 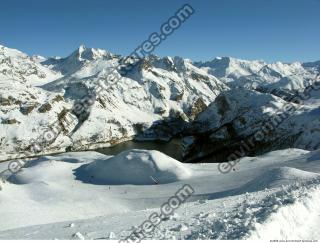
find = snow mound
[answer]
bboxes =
[239,167,320,193]
[81,149,192,185]
[247,186,320,240]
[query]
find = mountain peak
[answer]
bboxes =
[78,44,86,51]
[0,44,28,59]
[77,44,87,57]
[194,56,266,79]
[71,45,111,61]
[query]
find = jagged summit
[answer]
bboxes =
[74,44,112,61]
[42,45,114,75]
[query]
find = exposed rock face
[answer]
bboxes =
[182,86,320,162]
[1,119,20,124]
[189,98,207,120]
[38,103,52,113]
[20,104,37,115]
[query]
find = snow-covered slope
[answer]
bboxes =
[0,44,319,161]
[195,57,266,80]
[1,45,229,160]
[182,87,320,162]
[0,45,61,86]
[42,45,115,76]
[0,148,320,239]
[195,57,319,95]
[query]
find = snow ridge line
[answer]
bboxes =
[185,179,320,240]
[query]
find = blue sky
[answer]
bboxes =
[0,0,319,62]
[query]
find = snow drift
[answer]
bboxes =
[78,149,192,185]
[247,186,320,240]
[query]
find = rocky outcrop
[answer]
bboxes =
[181,87,320,162]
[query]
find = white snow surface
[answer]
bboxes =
[84,149,192,185]
[0,148,320,240]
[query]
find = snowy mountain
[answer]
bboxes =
[195,57,318,95]
[1,44,320,240]
[0,44,319,162]
[42,45,114,75]
[182,87,320,162]
[195,56,266,80]
[0,45,61,86]
[0,45,229,160]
